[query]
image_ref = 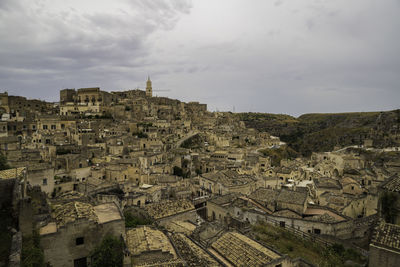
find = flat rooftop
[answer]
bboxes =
[93,203,122,224]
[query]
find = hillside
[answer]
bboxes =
[239,110,400,156]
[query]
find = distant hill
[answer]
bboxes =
[239,110,400,156]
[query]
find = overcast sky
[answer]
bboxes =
[0,0,399,116]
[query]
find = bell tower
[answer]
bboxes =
[146,76,152,97]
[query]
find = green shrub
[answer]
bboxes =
[90,235,123,267]
[124,212,152,228]
[21,231,45,267]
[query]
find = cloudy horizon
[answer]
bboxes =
[0,0,399,116]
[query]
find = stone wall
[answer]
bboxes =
[206,201,231,222]
[27,168,55,194]
[41,219,125,267]
[369,244,400,267]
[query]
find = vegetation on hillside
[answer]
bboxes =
[132,132,148,138]
[259,146,299,166]
[240,110,400,156]
[181,134,203,149]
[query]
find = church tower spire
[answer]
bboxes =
[146,76,152,97]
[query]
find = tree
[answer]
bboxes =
[90,235,123,267]
[173,166,183,177]
[0,152,9,170]
[21,231,45,267]
[381,192,398,223]
[124,212,152,228]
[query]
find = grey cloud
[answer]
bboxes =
[0,0,193,99]
[0,0,399,116]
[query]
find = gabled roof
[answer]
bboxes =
[201,169,256,187]
[208,193,239,206]
[314,177,342,190]
[249,188,278,206]
[380,175,400,192]
[371,221,400,251]
[276,189,307,206]
[0,167,25,179]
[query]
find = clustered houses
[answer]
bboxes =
[1,80,399,267]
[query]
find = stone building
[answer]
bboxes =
[59,87,115,116]
[369,221,400,267]
[125,226,184,266]
[0,92,54,119]
[199,169,258,196]
[207,193,238,222]
[26,164,55,195]
[145,76,152,97]
[209,231,295,267]
[276,189,308,215]
[378,175,400,224]
[40,201,124,267]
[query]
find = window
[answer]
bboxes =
[51,125,56,130]
[75,237,84,245]
[43,125,48,130]
[314,228,321,235]
[42,179,47,185]
[74,257,87,267]
[279,221,285,228]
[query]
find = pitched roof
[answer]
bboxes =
[276,189,307,205]
[201,170,256,187]
[314,177,342,190]
[381,175,400,192]
[52,201,98,227]
[371,221,400,251]
[211,232,280,266]
[249,188,278,206]
[144,199,194,219]
[0,167,25,179]
[208,193,238,206]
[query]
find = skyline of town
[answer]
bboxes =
[1,0,399,115]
